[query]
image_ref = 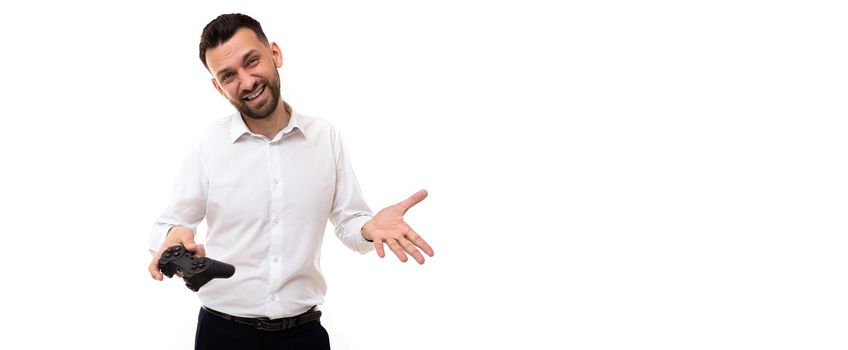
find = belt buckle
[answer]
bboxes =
[255,318,280,332]
[284,317,297,330]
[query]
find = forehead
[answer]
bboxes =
[205,28,268,73]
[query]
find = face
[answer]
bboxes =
[206,28,283,120]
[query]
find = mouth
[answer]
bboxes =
[242,85,266,102]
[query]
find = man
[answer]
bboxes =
[147,13,434,350]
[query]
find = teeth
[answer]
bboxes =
[244,86,265,100]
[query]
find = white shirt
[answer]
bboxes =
[149,108,374,319]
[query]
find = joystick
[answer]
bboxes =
[157,245,235,292]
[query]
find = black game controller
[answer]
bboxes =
[157,245,235,292]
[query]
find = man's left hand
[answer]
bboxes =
[362,189,435,264]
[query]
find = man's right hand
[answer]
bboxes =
[148,226,206,281]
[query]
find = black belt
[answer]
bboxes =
[202,306,322,332]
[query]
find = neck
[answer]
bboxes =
[242,100,291,139]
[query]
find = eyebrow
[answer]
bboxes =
[215,49,262,80]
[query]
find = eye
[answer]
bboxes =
[248,57,259,66]
[221,73,234,83]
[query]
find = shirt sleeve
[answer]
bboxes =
[148,145,209,255]
[328,128,375,254]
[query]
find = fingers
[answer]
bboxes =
[182,240,198,253]
[399,238,425,264]
[397,228,434,264]
[195,244,207,258]
[407,229,434,258]
[149,258,163,280]
[385,239,409,263]
[374,238,386,258]
[149,228,201,280]
[370,224,434,264]
[383,236,428,264]
[397,189,428,214]
[149,245,169,280]
[167,226,198,252]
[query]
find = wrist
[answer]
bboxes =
[167,226,193,239]
[361,221,374,242]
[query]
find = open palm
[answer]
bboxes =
[362,190,434,264]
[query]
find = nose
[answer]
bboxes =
[239,72,258,96]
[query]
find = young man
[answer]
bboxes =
[147,13,434,350]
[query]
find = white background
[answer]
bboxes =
[0,0,846,349]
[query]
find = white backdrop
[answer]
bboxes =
[0,0,846,349]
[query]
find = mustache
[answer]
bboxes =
[239,81,267,99]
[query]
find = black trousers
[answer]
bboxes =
[195,307,331,350]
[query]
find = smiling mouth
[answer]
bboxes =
[243,85,265,101]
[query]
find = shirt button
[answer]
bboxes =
[273,178,279,185]
[273,257,279,263]
[270,295,276,301]
[273,218,279,224]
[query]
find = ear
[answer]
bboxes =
[211,78,225,97]
[270,42,283,68]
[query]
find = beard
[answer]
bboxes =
[231,70,282,120]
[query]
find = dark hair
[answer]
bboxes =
[199,13,269,69]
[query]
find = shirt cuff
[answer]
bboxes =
[347,215,375,254]
[148,223,173,255]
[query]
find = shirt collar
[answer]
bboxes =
[229,102,304,143]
